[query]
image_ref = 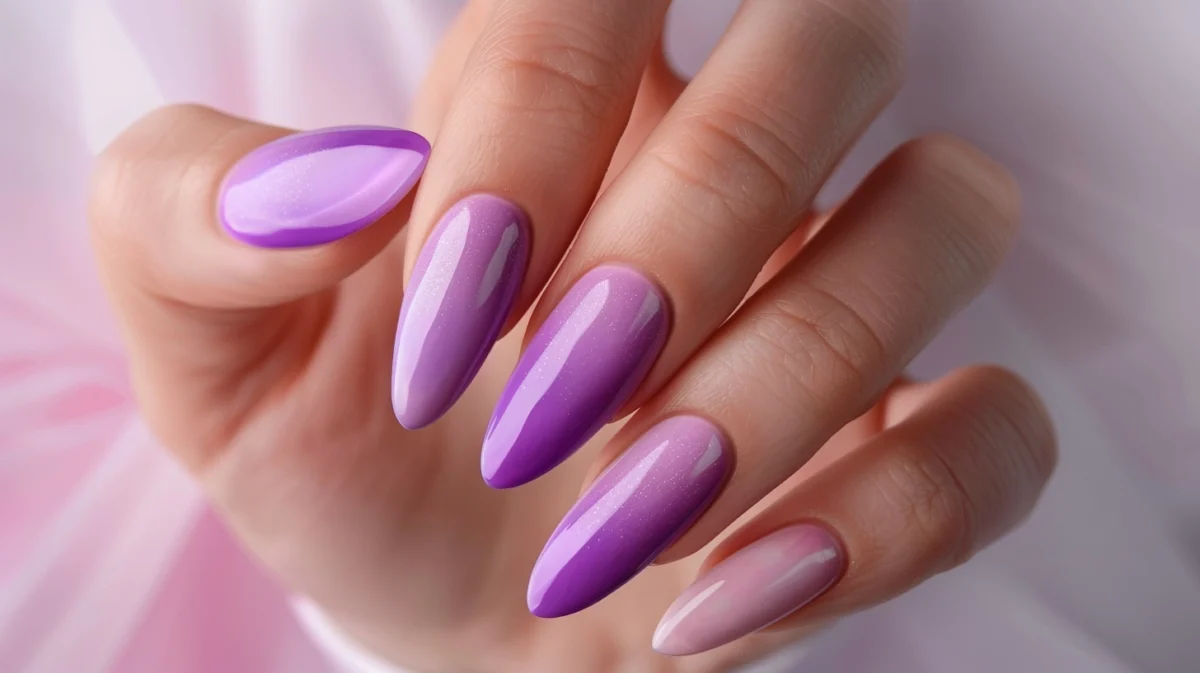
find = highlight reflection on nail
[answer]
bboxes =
[652,523,844,656]
[391,194,529,429]
[481,265,668,488]
[219,126,430,248]
[527,416,730,618]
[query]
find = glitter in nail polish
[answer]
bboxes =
[220,126,430,247]
[527,416,730,618]
[391,194,530,429]
[482,265,670,488]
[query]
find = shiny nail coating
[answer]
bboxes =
[481,265,669,488]
[652,523,844,656]
[219,126,430,248]
[527,416,730,618]
[392,195,530,429]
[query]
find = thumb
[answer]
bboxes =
[91,104,429,310]
[89,105,429,464]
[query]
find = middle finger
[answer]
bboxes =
[482,0,908,487]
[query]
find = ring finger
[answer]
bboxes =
[391,0,669,429]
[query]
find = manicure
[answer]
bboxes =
[527,416,729,618]
[652,523,845,656]
[219,126,430,248]
[392,194,530,429]
[482,265,669,488]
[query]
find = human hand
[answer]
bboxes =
[90,1,1055,671]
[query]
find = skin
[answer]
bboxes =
[88,1,1057,672]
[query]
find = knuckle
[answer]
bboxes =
[878,366,1056,576]
[745,283,887,410]
[89,104,244,267]
[691,100,812,207]
[883,436,978,569]
[89,137,138,242]
[888,136,1022,290]
[644,103,805,248]
[741,310,826,407]
[644,145,751,238]
[473,23,629,134]
[88,112,177,256]
[90,104,224,212]
[972,366,1059,499]
[808,0,907,98]
[143,102,224,132]
[903,135,1022,227]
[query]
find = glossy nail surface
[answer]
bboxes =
[527,416,729,618]
[219,126,430,248]
[392,195,530,428]
[652,523,844,656]
[482,265,668,488]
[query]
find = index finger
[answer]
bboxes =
[390,0,670,428]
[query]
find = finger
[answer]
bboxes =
[390,0,670,428]
[651,366,1056,655]
[480,0,908,487]
[653,135,1022,562]
[747,209,826,297]
[407,0,492,138]
[601,39,688,190]
[90,105,429,463]
[92,105,428,308]
[524,135,1021,617]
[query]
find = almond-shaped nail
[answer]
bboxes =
[482,265,668,488]
[391,195,530,429]
[219,126,430,248]
[652,523,845,656]
[527,416,729,618]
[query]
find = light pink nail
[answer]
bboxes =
[652,523,844,656]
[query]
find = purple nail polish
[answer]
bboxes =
[392,195,530,429]
[219,126,430,248]
[652,524,844,656]
[482,265,669,488]
[527,416,730,618]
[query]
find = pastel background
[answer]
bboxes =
[1,1,1198,672]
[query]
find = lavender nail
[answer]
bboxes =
[482,265,669,488]
[527,416,730,618]
[392,195,530,429]
[652,524,844,656]
[219,126,430,248]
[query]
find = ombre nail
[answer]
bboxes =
[392,194,530,429]
[219,126,430,248]
[481,265,668,488]
[527,416,730,618]
[652,523,845,656]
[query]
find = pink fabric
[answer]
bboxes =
[1,1,1197,672]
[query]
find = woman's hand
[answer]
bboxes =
[89,1,1056,671]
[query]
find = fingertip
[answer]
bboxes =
[91,106,433,310]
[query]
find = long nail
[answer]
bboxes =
[482,265,669,488]
[527,416,729,618]
[219,126,430,248]
[392,195,530,429]
[652,524,845,656]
